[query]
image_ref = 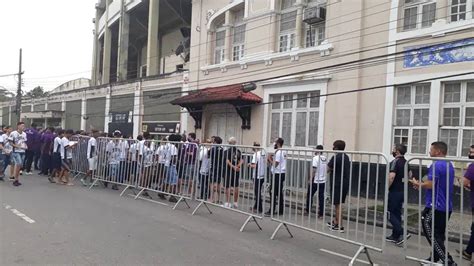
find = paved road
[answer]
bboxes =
[1,174,423,265]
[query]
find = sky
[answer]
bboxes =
[0,0,97,94]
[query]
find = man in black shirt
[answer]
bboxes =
[386,144,411,245]
[327,140,351,232]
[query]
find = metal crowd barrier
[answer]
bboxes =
[191,144,266,232]
[268,149,389,265]
[70,135,90,180]
[403,157,472,266]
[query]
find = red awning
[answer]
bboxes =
[171,84,262,107]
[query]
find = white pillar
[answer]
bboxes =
[429,80,441,144]
[180,72,189,134]
[146,0,159,76]
[44,102,49,128]
[207,31,214,65]
[117,0,130,81]
[294,6,304,49]
[81,95,87,131]
[104,87,111,133]
[8,105,12,125]
[133,81,142,138]
[102,0,112,84]
[224,11,232,62]
[61,101,66,129]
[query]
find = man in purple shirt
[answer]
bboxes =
[24,123,40,175]
[462,144,474,261]
[410,141,456,265]
[39,127,55,176]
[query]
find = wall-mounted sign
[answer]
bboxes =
[142,121,180,134]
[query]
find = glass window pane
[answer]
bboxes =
[396,109,411,126]
[465,107,474,126]
[439,129,458,156]
[421,3,436,27]
[295,112,307,146]
[403,7,418,30]
[462,130,474,157]
[413,109,429,126]
[296,93,307,108]
[396,86,411,105]
[233,25,246,44]
[415,84,430,104]
[282,112,292,144]
[280,11,297,32]
[411,129,428,154]
[443,108,460,126]
[394,128,409,146]
[310,91,320,108]
[308,111,319,146]
[283,94,293,109]
[444,83,461,103]
[271,95,281,109]
[466,82,474,102]
[216,31,225,47]
[270,113,280,141]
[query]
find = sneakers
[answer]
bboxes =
[80,178,88,186]
[460,250,472,261]
[9,176,15,181]
[48,176,56,183]
[232,202,238,209]
[111,184,119,190]
[25,172,33,176]
[222,202,231,208]
[157,193,166,200]
[327,222,345,232]
[169,196,178,203]
[13,180,22,186]
[386,235,398,243]
[395,234,412,246]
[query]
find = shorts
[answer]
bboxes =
[11,152,25,166]
[62,159,72,171]
[332,185,349,205]
[224,171,240,188]
[88,157,97,171]
[109,164,119,179]
[52,153,62,170]
[210,170,221,184]
[165,165,178,185]
[182,164,195,180]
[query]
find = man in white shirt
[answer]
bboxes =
[1,126,13,181]
[0,127,5,181]
[305,145,327,218]
[49,130,64,183]
[198,139,211,200]
[250,142,266,213]
[59,129,75,186]
[155,136,168,199]
[106,131,124,190]
[82,129,100,186]
[8,122,27,186]
[163,134,180,203]
[265,137,287,216]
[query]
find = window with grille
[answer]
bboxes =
[281,0,296,9]
[393,84,431,154]
[305,22,325,47]
[232,22,246,61]
[450,0,474,21]
[279,10,297,52]
[214,30,225,64]
[270,91,321,147]
[440,81,474,157]
[403,0,436,30]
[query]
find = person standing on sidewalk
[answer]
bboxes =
[0,128,5,181]
[24,123,40,175]
[461,144,474,261]
[386,144,412,245]
[265,137,287,216]
[39,127,55,176]
[8,122,27,186]
[82,129,99,186]
[250,142,266,214]
[410,141,456,266]
[2,126,14,181]
[305,145,327,218]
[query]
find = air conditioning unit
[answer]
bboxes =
[303,6,326,24]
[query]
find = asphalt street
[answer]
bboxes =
[0,174,437,265]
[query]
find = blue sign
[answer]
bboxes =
[404,38,474,68]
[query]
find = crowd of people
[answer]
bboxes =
[0,121,473,265]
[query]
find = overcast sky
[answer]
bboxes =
[0,0,97,94]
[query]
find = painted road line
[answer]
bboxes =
[319,248,371,265]
[4,204,36,224]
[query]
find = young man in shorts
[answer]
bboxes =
[82,129,99,186]
[59,129,75,186]
[50,130,64,183]
[8,122,27,186]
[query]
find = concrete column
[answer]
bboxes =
[117,0,130,81]
[294,6,304,49]
[207,31,214,65]
[61,101,66,129]
[102,0,112,84]
[132,82,142,138]
[91,8,100,86]
[146,0,159,76]
[180,72,189,135]
[8,105,12,125]
[224,11,232,62]
[269,13,278,52]
[44,102,49,128]
[104,87,111,133]
[429,80,441,144]
[81,96,87,131]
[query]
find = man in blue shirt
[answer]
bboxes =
[410,141,456,265]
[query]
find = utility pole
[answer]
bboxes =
[15,48,22,122]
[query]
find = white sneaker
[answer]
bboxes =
[25,172,33,176]
[232,202,239,209]
[224,202,231,208]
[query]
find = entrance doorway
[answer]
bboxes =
[208,110,241,144]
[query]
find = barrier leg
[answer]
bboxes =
[172,196,190,210]
[134,188,146,200]
[240,215,262,232]
[88,179,99,190]
[192,201,212,216]
[271,222,293,240]
[349,245,374,266]
[119,185,133,197]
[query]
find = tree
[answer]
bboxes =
[26,86,48,98]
